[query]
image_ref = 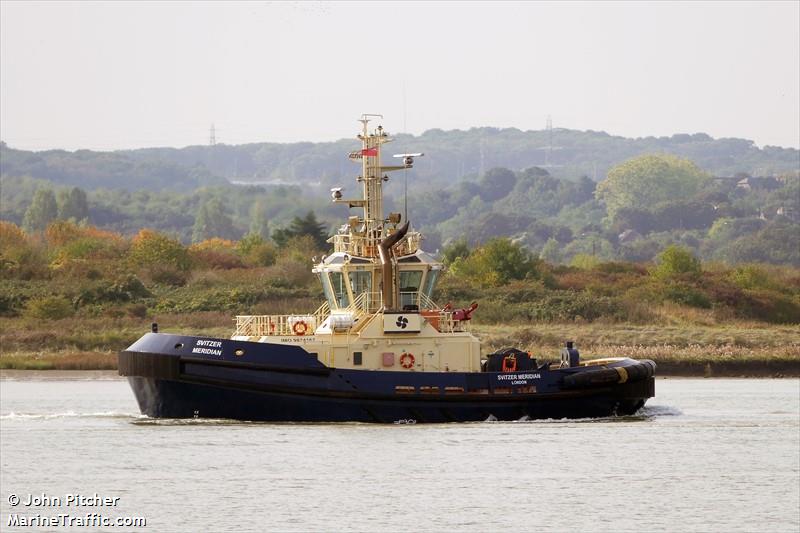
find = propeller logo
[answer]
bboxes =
[396,316,408,329]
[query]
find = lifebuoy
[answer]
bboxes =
[502,355,517,372]
[292,321,308,336]
[400,352,415,369]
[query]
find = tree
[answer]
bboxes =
[450,238,542,287]
[129,229,191,271]
[192,198,238,243]
[539,237,563,264]
[596,154,710,219]
[57,187,89,222]
[22,187,58,233]
[479,168,517,201]
[236,232,278,266]
[441,238,470,265]
[272,211,328,249]
[651,245,701,279]
[248,200,270,239]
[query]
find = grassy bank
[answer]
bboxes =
[2,315,797,376]
[477,323,800,377]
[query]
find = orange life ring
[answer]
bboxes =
[292,321,308,336]
[502,355,517,373]
[399,352,415,369]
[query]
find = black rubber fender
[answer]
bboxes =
[562,359,656,389]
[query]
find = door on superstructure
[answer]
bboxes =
[333,346,348,367]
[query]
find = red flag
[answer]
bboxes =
[361,147,378,157]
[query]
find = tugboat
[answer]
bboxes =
[119,115,656,423]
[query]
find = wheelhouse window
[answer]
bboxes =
[319,273,336,309]
[399,270,423,310]
[422,268,440,300]
[348,269,372,300]
[328,271,351,308]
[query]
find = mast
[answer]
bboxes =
[333,115,422,260]
[358,114,389,251]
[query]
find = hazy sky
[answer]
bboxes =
[1,1,798,151]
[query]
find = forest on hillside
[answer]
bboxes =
[1,127,798,266]
[2,127,798,191]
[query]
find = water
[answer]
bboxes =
[1,376,798,533]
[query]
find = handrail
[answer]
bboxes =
[232,290,473,337]
[418,292,438,310]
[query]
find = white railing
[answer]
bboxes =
[234,292,381,337]
[331,234,378,257]
[234,301,330,337]
[350,291,383,314]
[330,231,422,258]
[234,290,473,337]
[418,292,438,310]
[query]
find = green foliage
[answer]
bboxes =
[478,168,517,201]
[128,229,191,282]
[57,187,89,222]
[729,265,776,290]
[659,282,712,308]
[248,200,271,239]
[192,197,239,243]
[73,276,151,306]
[449,238,542,287]
[441,238,470,265]
[237,233,264,255]
[25,296,74,319]
[570,254,601,270]
[597,154,710,219]
[539,238,563,264]
[2,222,798,328]
[22,187,57,233]
[712,219,800,265]
[235,233,278,267]
[0,221,48,279]
[272,211,329,250]
[652,245,702,279]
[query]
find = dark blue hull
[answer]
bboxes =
[120,333,655,423]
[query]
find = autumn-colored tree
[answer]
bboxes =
[45,220,122,248]
[237,233,277,267]
[449,238,542,287]
[189,238,243,269]
[129,229,191,271]
[0,221,28,250]
[0,221,47,278]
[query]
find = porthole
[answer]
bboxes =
[174,343,183,350]
[234,349,245,357]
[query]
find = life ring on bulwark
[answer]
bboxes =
[399,352,415,369]
[502,355,517,373]
[292,321,308,336]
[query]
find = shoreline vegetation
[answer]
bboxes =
[1,316,797,377]
[1,219,798,378]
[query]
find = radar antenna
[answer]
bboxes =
[393,153,424,221]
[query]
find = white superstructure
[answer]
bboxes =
[232,116,481,372]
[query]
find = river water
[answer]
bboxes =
[1,375,798,533]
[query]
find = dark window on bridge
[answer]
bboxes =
[353,352,363,365]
